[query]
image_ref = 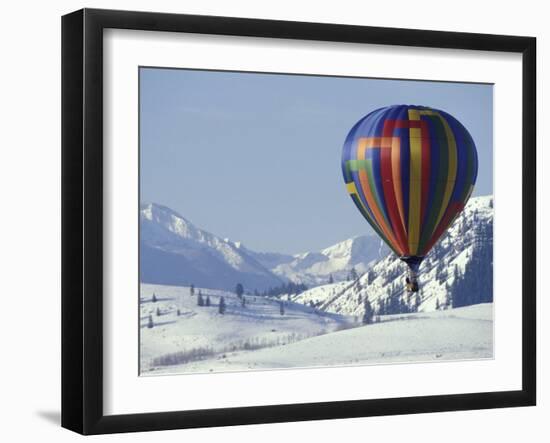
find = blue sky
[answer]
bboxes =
[140,68,493,254]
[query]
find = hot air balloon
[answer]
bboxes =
[341,105,478,292]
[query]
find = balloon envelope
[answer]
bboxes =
[341,105,478,262]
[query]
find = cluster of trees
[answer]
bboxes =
[261,281,308,297]
[346,267,359,281]
[376,292,421,315]
[196,291,226,314]
[197,290,211,307]
[449,221,493,308]
[360,289,422,325]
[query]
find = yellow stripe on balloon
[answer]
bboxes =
[432,114,457,235]
[390,136,407,234]
[408,109,422,255]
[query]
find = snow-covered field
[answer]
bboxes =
[140,283,354,374]
[140,283,493,375]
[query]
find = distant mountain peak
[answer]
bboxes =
[140,203,283,292]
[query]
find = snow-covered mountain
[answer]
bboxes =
[140,203,284,291]
[140,203,388,291]
[243,235,389,286]
[291,195,494,317]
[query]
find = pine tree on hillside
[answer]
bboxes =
[406,292,413,308]
[445,285,453,308]
[377,298,386,316]
[366,270,374,285]
[147,314,154,328]
[241,296,246,308]
[362,298,374,324]
[235,283,244,299]
[156,307,161,316]
[328,274,334,284]
[205,295,211,307]
[190,284,195,296]
[350,267,359,281]
[435,298,440,310]
[218,296,226,314]
[414,293,422,312]
[197,292,204,307]
[152,293,157,303]
[279,301,285,316]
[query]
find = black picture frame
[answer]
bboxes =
[62,8,536,435]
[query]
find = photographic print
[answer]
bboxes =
[139,68,493,376]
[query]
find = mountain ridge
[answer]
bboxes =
[140,203,389,290]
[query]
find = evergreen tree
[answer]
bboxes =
[218,296,226,314]
[235,283,244,299]
[445,285,453,308]
[152,293,157,303]
[147,314,154,328]
[350,267,359,281]
[414,293,422,312]
[399,297,408,314]
[328,274,334,284]
[190,284,195,296]
[176,309,181,316]
[377,298,386,316]
[362,298,374,324]
[156,307,161,316]
[197,292,204,307]
[241,296,246,308]
[279,301,285,316]
[435,298,440,310]
[205,295,211,307]
[366,271,374,285]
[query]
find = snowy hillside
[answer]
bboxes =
[140,283,353,373]
[140,203,284,291]
[148,302,493,374]
[291,195,494,318]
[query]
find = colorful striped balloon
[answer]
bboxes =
[342,105,478,272]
